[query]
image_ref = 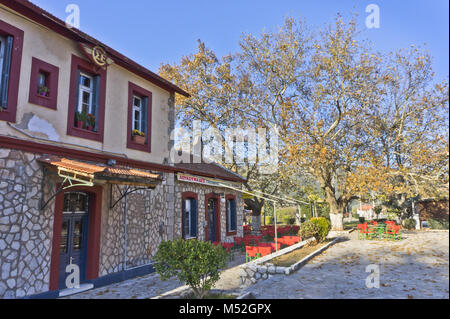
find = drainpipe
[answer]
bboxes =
[123,191,128,271]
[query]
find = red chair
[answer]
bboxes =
[386,225,402,241]
[357,224,370,240]
[246,246,259,263]
[257,246,272,258]
[283,236,302,244]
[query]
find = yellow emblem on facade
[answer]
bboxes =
[92,46,107,67]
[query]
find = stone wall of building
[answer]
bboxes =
[1,147,242,299]
[0,148,54,299]
[174,181,244,242]
[98,172,175,276]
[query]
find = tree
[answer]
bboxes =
[159,40,297,232]
[237,15,448,230]
[160,14,449,232]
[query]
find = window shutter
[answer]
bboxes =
[230,200,237,231]
[191,199,198,237]
[0,36,13,108]
[142,96,148,143]
[74,70,81,113]
[182,199,186,238]
[92,75,100,129]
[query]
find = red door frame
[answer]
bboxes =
[49,185,102,291]
[204,193,221,242]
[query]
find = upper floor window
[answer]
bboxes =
[127,82,152,152]
[0,35,9,103]
[182,197,198,239]
[132,95,143,132]
[28,57,59,109]
[0,20,23,123]
[226,196,237,235]
[67,55,106,142]
[78,72,94,114]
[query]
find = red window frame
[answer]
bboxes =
[0,20,24,123]
[127,81,152,153]
[226,194,237,236]
[67,54,106,142]
[181,192,198,240]
[28,57,59,110]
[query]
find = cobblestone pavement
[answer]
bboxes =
[65,251,247,299]
[65,231,449,299]
[244,231,449,299]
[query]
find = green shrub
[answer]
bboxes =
[310,217,331,241]
[153,239,228,299]
[359,217,365,223]
[299,221,322,242]
[428,219,449,230]
[403,219,417,230]
[283,217,296,225]
[299,217,331,242]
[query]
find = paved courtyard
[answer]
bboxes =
[244,231,449,299]
[65,230,449,299]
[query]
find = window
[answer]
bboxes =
[226,196,237,235]
[67,55,106,142]
[29,57,59,109]
[0,34,11,110]
[132,95,143,132]
[127,82,152,152]
[78,72,94,114]
[0,20,23,123]
[0,35,7,95]
[182,197,198,239]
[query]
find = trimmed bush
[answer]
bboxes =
[428,219,449,230]
[310,217,331,241]
[299,217,331,242]
[299,221,322,242]
[359,217,365,223]
[403,219,417,230]
[153,239,228,299]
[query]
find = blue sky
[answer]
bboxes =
[32,0,449,82]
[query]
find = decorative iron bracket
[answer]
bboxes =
[40,167,94,210]
[109,184,152,209]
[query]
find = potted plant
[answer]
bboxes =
[75,111,84,128]
[87,114,96,131]
[38,85,49,97]
[132,129,146,144]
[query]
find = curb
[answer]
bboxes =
[289,237,340,272]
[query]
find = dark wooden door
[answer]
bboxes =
[58,192,89,289]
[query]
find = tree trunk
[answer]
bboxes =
[325,189,345,231]
[252,212,262,233]
[244,197,264,234]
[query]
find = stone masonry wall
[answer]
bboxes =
[0,148,54,299]
[174,181,244,242]
[99,172,175,276]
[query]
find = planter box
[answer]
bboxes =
[132,135,146,144]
